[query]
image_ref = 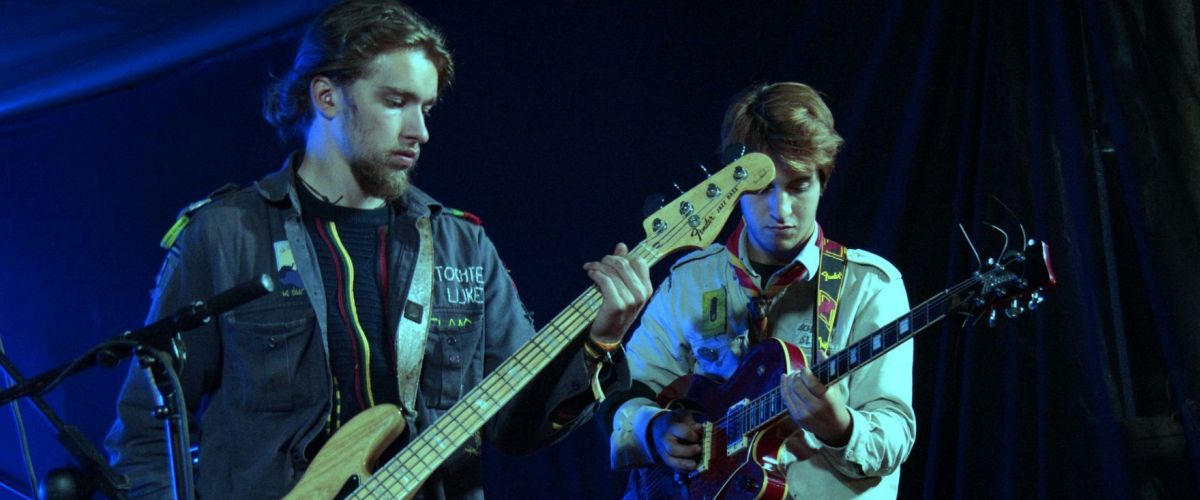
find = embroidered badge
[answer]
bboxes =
[699,288,727,337]
[274,240,305,296]
[797,322,814,349]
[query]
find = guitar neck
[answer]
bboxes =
[813,289,953,386]
[350,243,661,498]
[737,284,967,434]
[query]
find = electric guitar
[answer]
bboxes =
[630,239,1057,499]
[284,153,777,499]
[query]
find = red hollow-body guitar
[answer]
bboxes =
[630,240,1057,499]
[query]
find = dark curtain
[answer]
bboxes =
[1,1,1196,498]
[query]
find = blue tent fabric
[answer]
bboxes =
[0,1,331,119]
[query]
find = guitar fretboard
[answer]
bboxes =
[723,284,966,440]
[347,283,606,498]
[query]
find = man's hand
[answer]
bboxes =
[780,368,853,447]
[583,242,651,345]
[649,408,704,471]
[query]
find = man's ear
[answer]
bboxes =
[310,75,338,120]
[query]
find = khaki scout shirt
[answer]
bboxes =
[611,227,915,499]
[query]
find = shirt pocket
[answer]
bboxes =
[421,307,484,410]
[223,312,316,412]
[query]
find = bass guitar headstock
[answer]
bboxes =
[639,152,775,265]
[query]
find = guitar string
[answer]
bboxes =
[719,273,985,436]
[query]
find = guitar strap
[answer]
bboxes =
[814,232,848,359]
[394,216,435,419]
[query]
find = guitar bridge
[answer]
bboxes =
[695,421,713,474]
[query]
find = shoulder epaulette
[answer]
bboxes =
[846,248,903,280]
[159,183,241,249]
[443,207,483,226]
[669,244,726,272]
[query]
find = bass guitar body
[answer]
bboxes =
[284,404,407,500]
[634,339,807,500]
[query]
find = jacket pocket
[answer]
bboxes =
[224,314,316,412]
[421,309,484,410]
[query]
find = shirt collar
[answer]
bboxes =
[735,222,823,282]
[254,150,443,220]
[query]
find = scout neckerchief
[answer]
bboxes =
[726,221,848,359]
[394,216,435,419]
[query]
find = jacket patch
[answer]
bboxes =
[431,315,475,329]
[274,240,305,297]
[437,265,485,305]
[699,288,727,337]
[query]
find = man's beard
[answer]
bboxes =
[348,152,412,202]
[342,101,413,202]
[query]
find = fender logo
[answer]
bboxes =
[820,271,843,281]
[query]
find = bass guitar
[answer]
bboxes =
[630,239,1057,499]
[285,153,778,499]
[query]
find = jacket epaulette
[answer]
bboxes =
[669,244,726,272]
[159,183,241,249]
[443,207,483,226]
[846,248,903,280]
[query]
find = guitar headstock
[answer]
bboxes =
[952,239,1058,327]
[639,153,775,264]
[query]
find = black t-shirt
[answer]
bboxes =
[296,183,400,435]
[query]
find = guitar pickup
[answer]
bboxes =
[724,398,751,455]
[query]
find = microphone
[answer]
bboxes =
[124,273,276,346]
[0,274,276,406]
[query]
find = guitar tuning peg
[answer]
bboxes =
[1027,291,1044,311]
[698,163,712,177]
[641,193,665,218]
[672,182,685,195]
[1004,299,1024,319]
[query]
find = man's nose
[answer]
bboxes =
[769,189,791,220]
[403,109,429,144]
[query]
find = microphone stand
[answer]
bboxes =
[0,274,275,499]
[0,353,128,499]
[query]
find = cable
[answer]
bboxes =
[0,332,37,499]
